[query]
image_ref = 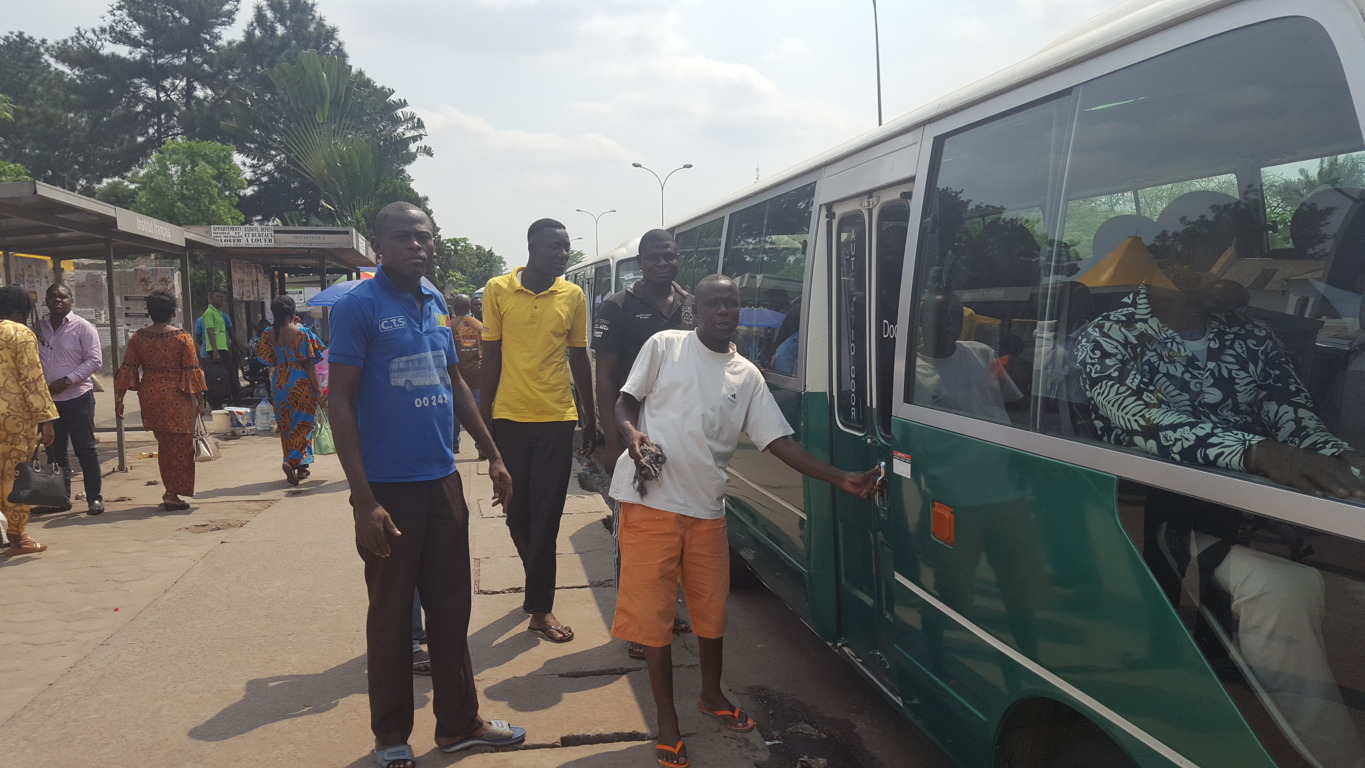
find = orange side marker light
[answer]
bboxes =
[931,501,955,547]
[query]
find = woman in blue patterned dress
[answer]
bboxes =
[257,295,326,485]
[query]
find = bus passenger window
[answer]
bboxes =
[834,213,867,427]
[723,182,815,376]
[675,216,723,294]
[909,95,1070,427]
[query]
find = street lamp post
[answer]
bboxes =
[872,0,884,126]
[632,162,693,226]
[574,208,616,257]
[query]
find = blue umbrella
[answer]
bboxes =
[307,273,439,307]
[739,306,786,329]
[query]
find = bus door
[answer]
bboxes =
[827,187,912,699]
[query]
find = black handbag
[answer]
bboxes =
[9,445,69,508]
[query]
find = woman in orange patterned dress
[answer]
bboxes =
[114,291,208,511]
[0,286,59,555]
[256,295,326,485]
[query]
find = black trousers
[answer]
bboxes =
[493,419,575,614]
[46,391,101,501]
[360,472,479,746]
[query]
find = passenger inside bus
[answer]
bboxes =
[1075,260,1365,768]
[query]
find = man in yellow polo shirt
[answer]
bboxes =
[480,218,599,644]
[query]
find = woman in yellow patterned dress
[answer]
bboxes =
[114,291,208,510]
[0,286,59,556]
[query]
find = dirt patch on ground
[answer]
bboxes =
[179,520,250,534]
[175,500,272,534]
[745,687,881,768]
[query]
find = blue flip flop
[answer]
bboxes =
[372,744,416,768]
[439,719,527,753]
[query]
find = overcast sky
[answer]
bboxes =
[6,0,1129,268]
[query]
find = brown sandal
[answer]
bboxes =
[282,462,299,486]
[5,536,47,555]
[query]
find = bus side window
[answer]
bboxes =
[675,216,723,294]
[908,96,1070,427]
[722,183,816,377]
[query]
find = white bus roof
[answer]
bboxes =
[670,0,1364,228]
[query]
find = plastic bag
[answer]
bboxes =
[313,410,336,456]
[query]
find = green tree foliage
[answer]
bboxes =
[0,32,123,191]
[1,88,30,181]
[128,138,246,225]
[567,249,585,269]
[94,178,139,208]
[214,0,345,219]
[227,51,431,226]
[1263,154,1365,250]
[55,0,238,159]
[434,237,506,294]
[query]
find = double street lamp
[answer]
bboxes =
[574,208,616,257]
[632,162,693,226]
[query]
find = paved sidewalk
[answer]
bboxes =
[1,429,767,766]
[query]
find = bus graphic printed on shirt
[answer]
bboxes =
[389,351,450,391]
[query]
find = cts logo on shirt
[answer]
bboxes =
[378,316,408,332]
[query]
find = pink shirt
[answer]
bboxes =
[38,312,102,402]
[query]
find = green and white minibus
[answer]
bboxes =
[657,1,1365,765]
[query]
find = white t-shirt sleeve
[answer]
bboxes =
[620,333,664,401]
[743,377,795,452]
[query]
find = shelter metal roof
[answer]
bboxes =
[0,180,194,258]
[185,225,375,270]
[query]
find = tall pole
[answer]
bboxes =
[632,162,693,226]
[873,0,884,126]
[574,208,616,257]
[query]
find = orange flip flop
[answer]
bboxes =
[656,738,689,768]
[697,704,756,732]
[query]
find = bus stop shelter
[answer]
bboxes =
[0,180,215,473]
[183,225,375,344]
[0,182,376,475]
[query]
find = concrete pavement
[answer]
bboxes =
[1,426,768,766]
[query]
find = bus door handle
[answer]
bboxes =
[874,460,889,519]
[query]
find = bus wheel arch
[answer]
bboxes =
[995,696,1136,768]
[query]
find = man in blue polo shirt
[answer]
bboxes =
[329,202,524,768]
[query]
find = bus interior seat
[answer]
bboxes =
[1289,186,1363,262]
[1289,187,1365,442]
[1091,213,1158,263]
[1155,190,1241,270]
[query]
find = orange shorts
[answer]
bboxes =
[611,502,729,647]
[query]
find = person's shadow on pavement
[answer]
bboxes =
[189,655,427,741]
[467,606,545,675]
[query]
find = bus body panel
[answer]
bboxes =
[880,420,1275,767]
[685,1,1365,765]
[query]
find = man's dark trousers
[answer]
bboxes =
[46,390,100,501]
[493,419,575,614]
[360,472,480,745]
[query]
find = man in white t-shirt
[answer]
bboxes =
[610,274,881,768]
[914,291,1023,423]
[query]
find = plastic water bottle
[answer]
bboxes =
[255,399,275,433]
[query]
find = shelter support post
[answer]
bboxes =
[180,250,193,327]
[105,240,125,472]
[318,253,329,343]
